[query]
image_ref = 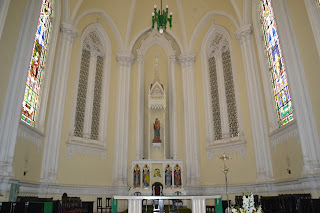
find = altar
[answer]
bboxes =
[112,195,223,213]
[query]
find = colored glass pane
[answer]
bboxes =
[260,0,294,127]
[21,0,53,126]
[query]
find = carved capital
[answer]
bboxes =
[178,54,196,66]
[60,22,78,41]
[169,55,176,62]
[137,54,144,63]
[116,53,135,66]
[235,25,253,42]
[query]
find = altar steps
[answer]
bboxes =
[120,205,192,213]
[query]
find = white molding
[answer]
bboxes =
[0,0,10,40]
[18,121,44,152]
[206,136,246,161]
[235,24,274,182]
[243,0,251,25]
[70,0,83,24]
[186,175,320,196]
[1,176,320,197]
[0,0,43,177]
[129,26,183,55]
[73,8,124,51]
[18,181,129,196]
[124,0,136,50]
[271,120,300,151]
[189,10,240,52]
[176,0,188,51]
[178,54,200,187]
[304,0,320,57]
[67,140,107,160]
[229,0,242,26]
[137,30,176,56]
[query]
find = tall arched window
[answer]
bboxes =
[260,0,294,127]
[21,0,53,127]
[202,26,245,160]
[68,24,111,160]
[74,31,104,140]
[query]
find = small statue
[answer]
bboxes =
[153,118,161,143]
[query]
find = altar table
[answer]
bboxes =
[113,195,222,213]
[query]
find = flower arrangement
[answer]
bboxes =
[231,193,262,213]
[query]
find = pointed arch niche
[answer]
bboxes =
[201,24,245,160]
[132,29,181,160]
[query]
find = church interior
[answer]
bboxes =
[1,0,320,212]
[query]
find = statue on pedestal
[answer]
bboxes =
[153,118,161,143]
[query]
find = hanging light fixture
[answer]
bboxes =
[152,0,173,34]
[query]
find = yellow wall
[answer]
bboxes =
[0,0,26,117]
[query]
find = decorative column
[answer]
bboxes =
[113,53,134,186]
[136,55,144,160]
[169,55,178,159]
[40,22,78,183]
[235,25,273,182]
[178,54,200,186]
[0,0,42,177]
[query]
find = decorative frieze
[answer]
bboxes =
[271,121,300,150]
[67,141,106,160]
[18,121,44,151]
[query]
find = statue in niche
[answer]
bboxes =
[153,118,161,143]
[133,164,140,188]
[143,165,150,187]
[174,164,182,187]
[165,164,172,187]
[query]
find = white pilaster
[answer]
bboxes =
[235,25,273,182]
[169,56,178,159]
[0,0,42,177]
[136,55,144,160]
[41,22,78,183]
[178,54,200,186]
[113,53,134,186]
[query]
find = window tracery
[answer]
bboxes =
[73,31,104,140]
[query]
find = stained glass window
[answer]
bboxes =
[260,0,294,127]
[21,0,53,126]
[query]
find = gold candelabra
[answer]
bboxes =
[220,153,231,213]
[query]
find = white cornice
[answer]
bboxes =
[186,175,320,196]
[1,175,319,197]
[18,121,44,152]
[270,120,299,150]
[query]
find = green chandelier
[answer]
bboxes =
[152,0,173,34]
